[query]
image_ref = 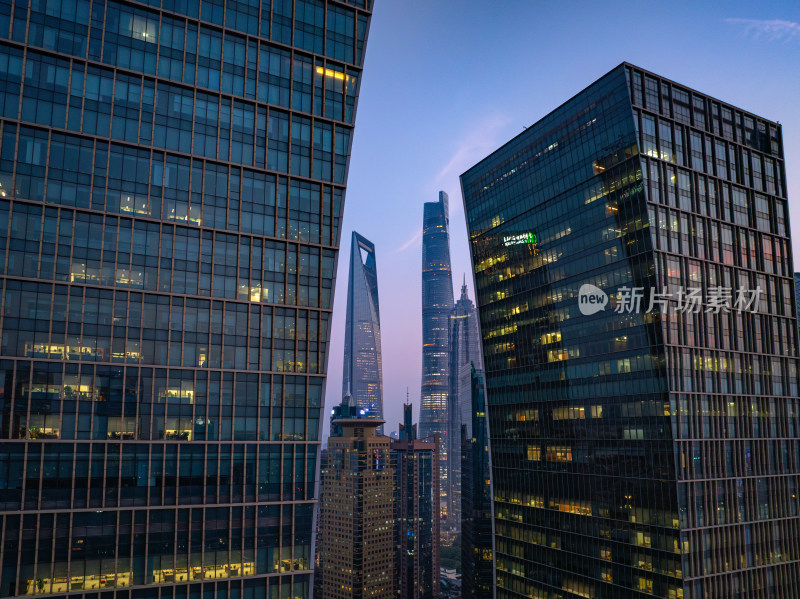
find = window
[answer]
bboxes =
[326,4,355,62]
[546,446,572,462]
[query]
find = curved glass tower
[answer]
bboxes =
[342,231,383,427]
[420,191,454,516]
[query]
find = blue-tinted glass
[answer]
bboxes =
[0,0,372,597]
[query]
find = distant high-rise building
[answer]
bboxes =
[446,277,482,535]
[342,231,384,429]
[316,390,371,598]
[319,402,395,599]
[420,191,454,518]
[462,63,799,599]
[459,364,493,599]
[0,0,374,597]
[393,404,440,599]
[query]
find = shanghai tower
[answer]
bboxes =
[420,191,454,515]
[342,231,384,427]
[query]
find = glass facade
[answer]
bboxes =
[341,231,383,428]
[794,272,800,342]
[0,0,372,598]
[459,363,493,599]
[420,190,453,520]
[461,64,798,598]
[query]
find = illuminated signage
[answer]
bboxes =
[503,232,538,246]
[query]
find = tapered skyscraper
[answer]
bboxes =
[446,278,482,535]
[420,191,454,515]
[0,1,374,598]
[342,231,383,426]
[462,63,799,599]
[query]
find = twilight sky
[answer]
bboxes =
[323,0,800,436]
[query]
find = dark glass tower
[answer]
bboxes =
[0,1,373,598]
[420,190,454,518]
[342,231,383,428]
[392,404,440,599]
[459,363,493,599]
[462,64,799,599]
[445,277,481,535]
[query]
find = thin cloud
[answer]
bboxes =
[726,18,800,42]
[393,113,512,255]
[394,227,422,253]
[429,113,513,198]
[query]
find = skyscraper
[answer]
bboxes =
[446,277,481,536]
[0,1,373,598]
[459,363,493,599]
[318,400,394,599]
[393,404,440,599]
[342,231,383,428]
[462,63,799,598]
[420,191,454,518]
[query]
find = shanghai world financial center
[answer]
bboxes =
[0,0,372,598]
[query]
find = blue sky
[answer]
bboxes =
[325,0,800,433]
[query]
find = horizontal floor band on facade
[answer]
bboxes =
[0,28,364,124]
[1,192,349,255]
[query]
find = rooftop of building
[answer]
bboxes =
[461,61,781,181]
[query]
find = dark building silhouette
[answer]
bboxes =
[329,390,360,437]
[342,231,384,430]
[446,277,482,537]
[420,191,454,523]
[462,63,799,598]
[393,404,440,599]
[0,1,374,598]
[459,364,493,599]
[318,400,394,599]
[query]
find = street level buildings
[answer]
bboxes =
[318,401,394,599]
[393,404,440,599]
[0,1,373,598]
[342,231,383,429]
[420,191,454,521]
[462,63,799,598]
